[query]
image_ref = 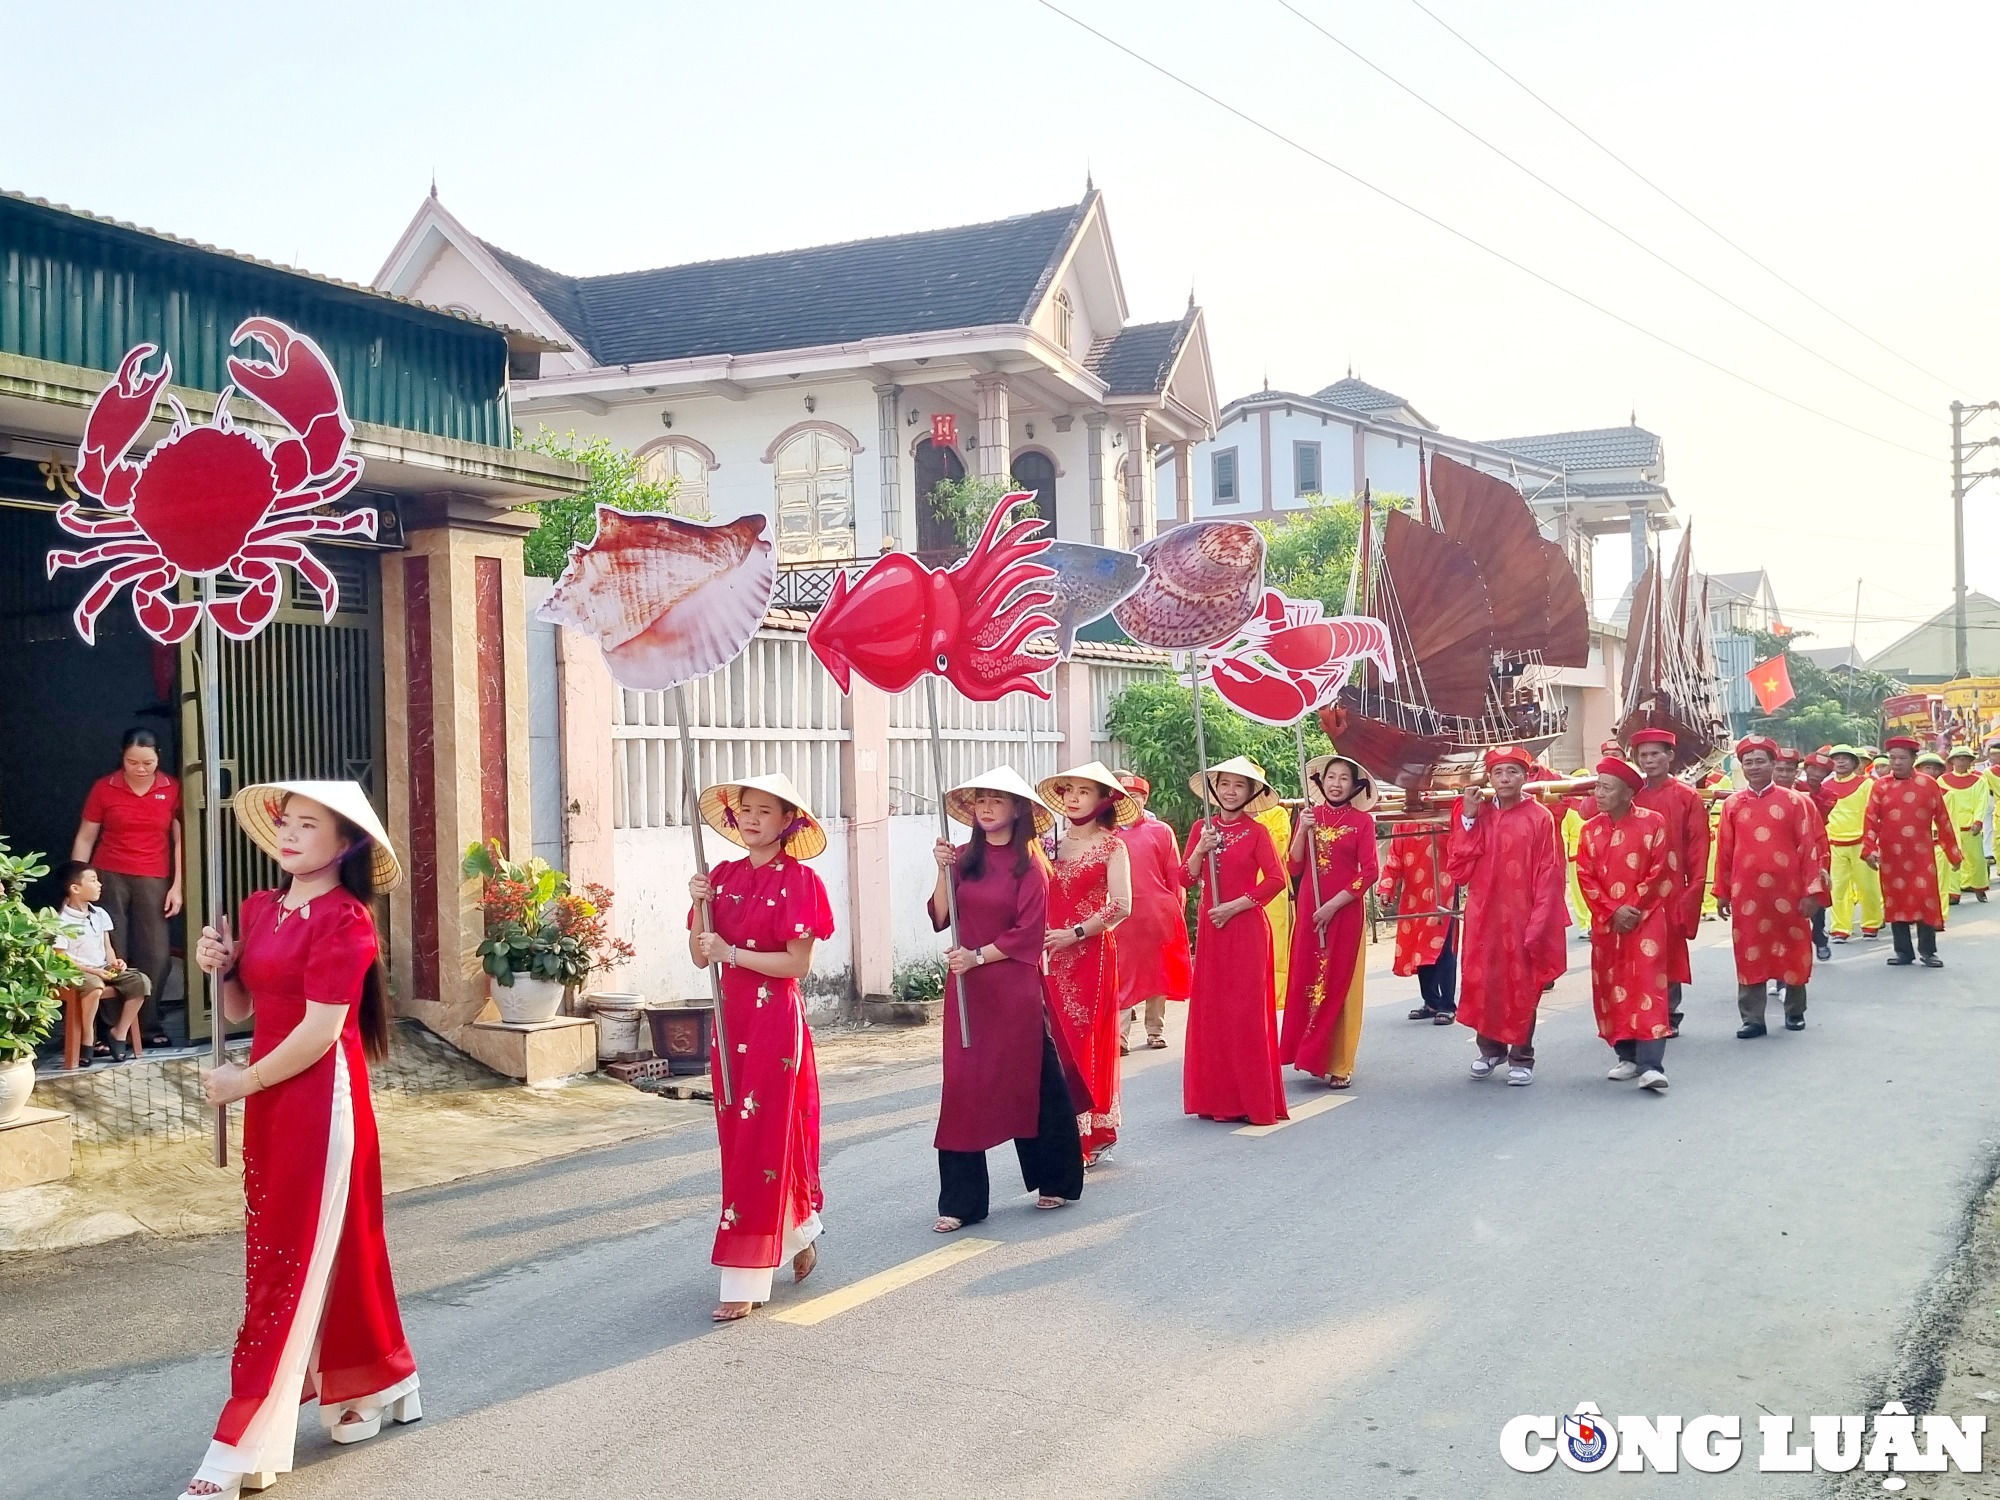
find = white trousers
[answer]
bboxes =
[718,1211,824,1304]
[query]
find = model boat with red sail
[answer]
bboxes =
[1616,524,1727,772]
[1317,451,1592,792]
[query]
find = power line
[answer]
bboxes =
[1405,0,1970,397]
[1029,0,1939,461]
[1277,0,1940,424]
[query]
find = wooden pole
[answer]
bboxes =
[926,676,972,1048]
[1295,720,1325,949]
[1191,654,1221,902]
[674,685,733,1107]
[200,578,228,1167]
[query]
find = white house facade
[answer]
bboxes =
[372,186,1218,570]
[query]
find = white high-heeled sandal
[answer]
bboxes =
[176,1466,276,1499]
[323,1379,422,1444]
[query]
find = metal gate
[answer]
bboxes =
[180,548,386,1039]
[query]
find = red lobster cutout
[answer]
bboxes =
[1204,589,1397,726]
[807,494,1056,701]
[49,318,376,644]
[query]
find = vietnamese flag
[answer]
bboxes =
[1749,653,1796,715]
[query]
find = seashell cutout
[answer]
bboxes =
[1036,540,1148,659]
[1112,521,1266,649]
[536,507,776,690]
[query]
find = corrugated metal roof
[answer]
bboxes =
[2,190,559,350]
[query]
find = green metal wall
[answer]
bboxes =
[0,196,512,448]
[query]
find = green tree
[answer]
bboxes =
[1745,628,1904,749]
[515,429,701,578]
[1105,677,1333,838]
[1251,491,1408,615]
[927,474,1036,551]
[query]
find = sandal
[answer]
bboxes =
[92,1041,111,1059]
[1327,1076,1352,1090]
[1408,1006,1439,1021]
[933,1216,965,1234]
[1146,1037,1168,1049]
[1036,1195,1068,1210]
[712,1301,756,1322]
[179,1470,277,1499]
[147,1031,171,1048]
[1433,1011,1456,1026]
[793,1242,818,1283]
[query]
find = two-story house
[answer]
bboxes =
[372,186,1218,572]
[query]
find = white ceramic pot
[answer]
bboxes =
[0,1055,35,1125]
[489,974,566,1025]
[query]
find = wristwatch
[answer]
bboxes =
[1073,924,1086,941]
[974,947,986,965]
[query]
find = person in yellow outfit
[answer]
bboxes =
[1255,799,1294,1008]
[1939,746,1989,904]
[1699,770,1729,919]
[1561,773,1591,935]
[1982,739,2000,877]
[1822,745,1883,939]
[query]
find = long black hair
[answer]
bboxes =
[959,794,1039,880]
[279,795,392,1062]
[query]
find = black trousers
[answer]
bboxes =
[1891,922,1938,960]
[1811,904,1827,943]
[1417,922,1458,1012]
[937,1032,1085,1224]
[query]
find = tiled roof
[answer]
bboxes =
[2,189,554,347]
[1483,425,1663,471]
[479,199,1091,367]
[1540,478,1668,501]
[1312,376,1412,414]
[1085,308,1198,396]
[1705,570,1767,604]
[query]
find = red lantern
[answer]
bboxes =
[931,412,957,450]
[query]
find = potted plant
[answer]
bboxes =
[462,842,635,1024]
[0,844,80,1123]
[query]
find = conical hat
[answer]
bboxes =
[232,781,403,892]
[1037,761,1142,828]
[698,772,827,859]
[944,766,1056,835]
[1189,755,1276,815]
[1303,753,1377,813]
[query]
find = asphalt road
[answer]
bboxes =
[7,904,2000,1499]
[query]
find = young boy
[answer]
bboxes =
[52,861,151,1068]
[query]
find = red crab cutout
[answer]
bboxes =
[1203,589,1398,726]
[807,494,1057,702]
[49,317,376,645]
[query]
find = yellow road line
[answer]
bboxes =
[772,1237,999,1325]
[1234,1093,1354,1137]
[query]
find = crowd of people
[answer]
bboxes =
[166,729,2000,1499]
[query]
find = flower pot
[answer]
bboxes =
[0,1056,34,1125]
[489,974,566,1025]
[645,1004,714,1076]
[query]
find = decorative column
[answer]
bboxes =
[1085,412,1107,545]
[873,383,902,553]
[1173,440,1193,527]
[1628,500,1650,584]
[841,678,893,1010]
[382,496,594,1084]
[973,375,1011,480]
[1122,413,1154,546]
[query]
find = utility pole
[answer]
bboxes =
[1950,401,2000,680]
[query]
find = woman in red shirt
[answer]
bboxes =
[71,728,183,1049]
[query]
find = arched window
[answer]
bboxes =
[639,440,714,515]
[774,429,855,562]
[1053,289,1074,353]
[914,438,966,554]
[1009,450,1057,539]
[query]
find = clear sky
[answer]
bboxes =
[12,1,1993,656]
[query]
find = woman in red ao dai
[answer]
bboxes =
[687,774,835,1323]
[182,783,416,1500]
[1037,763,1134,1165]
